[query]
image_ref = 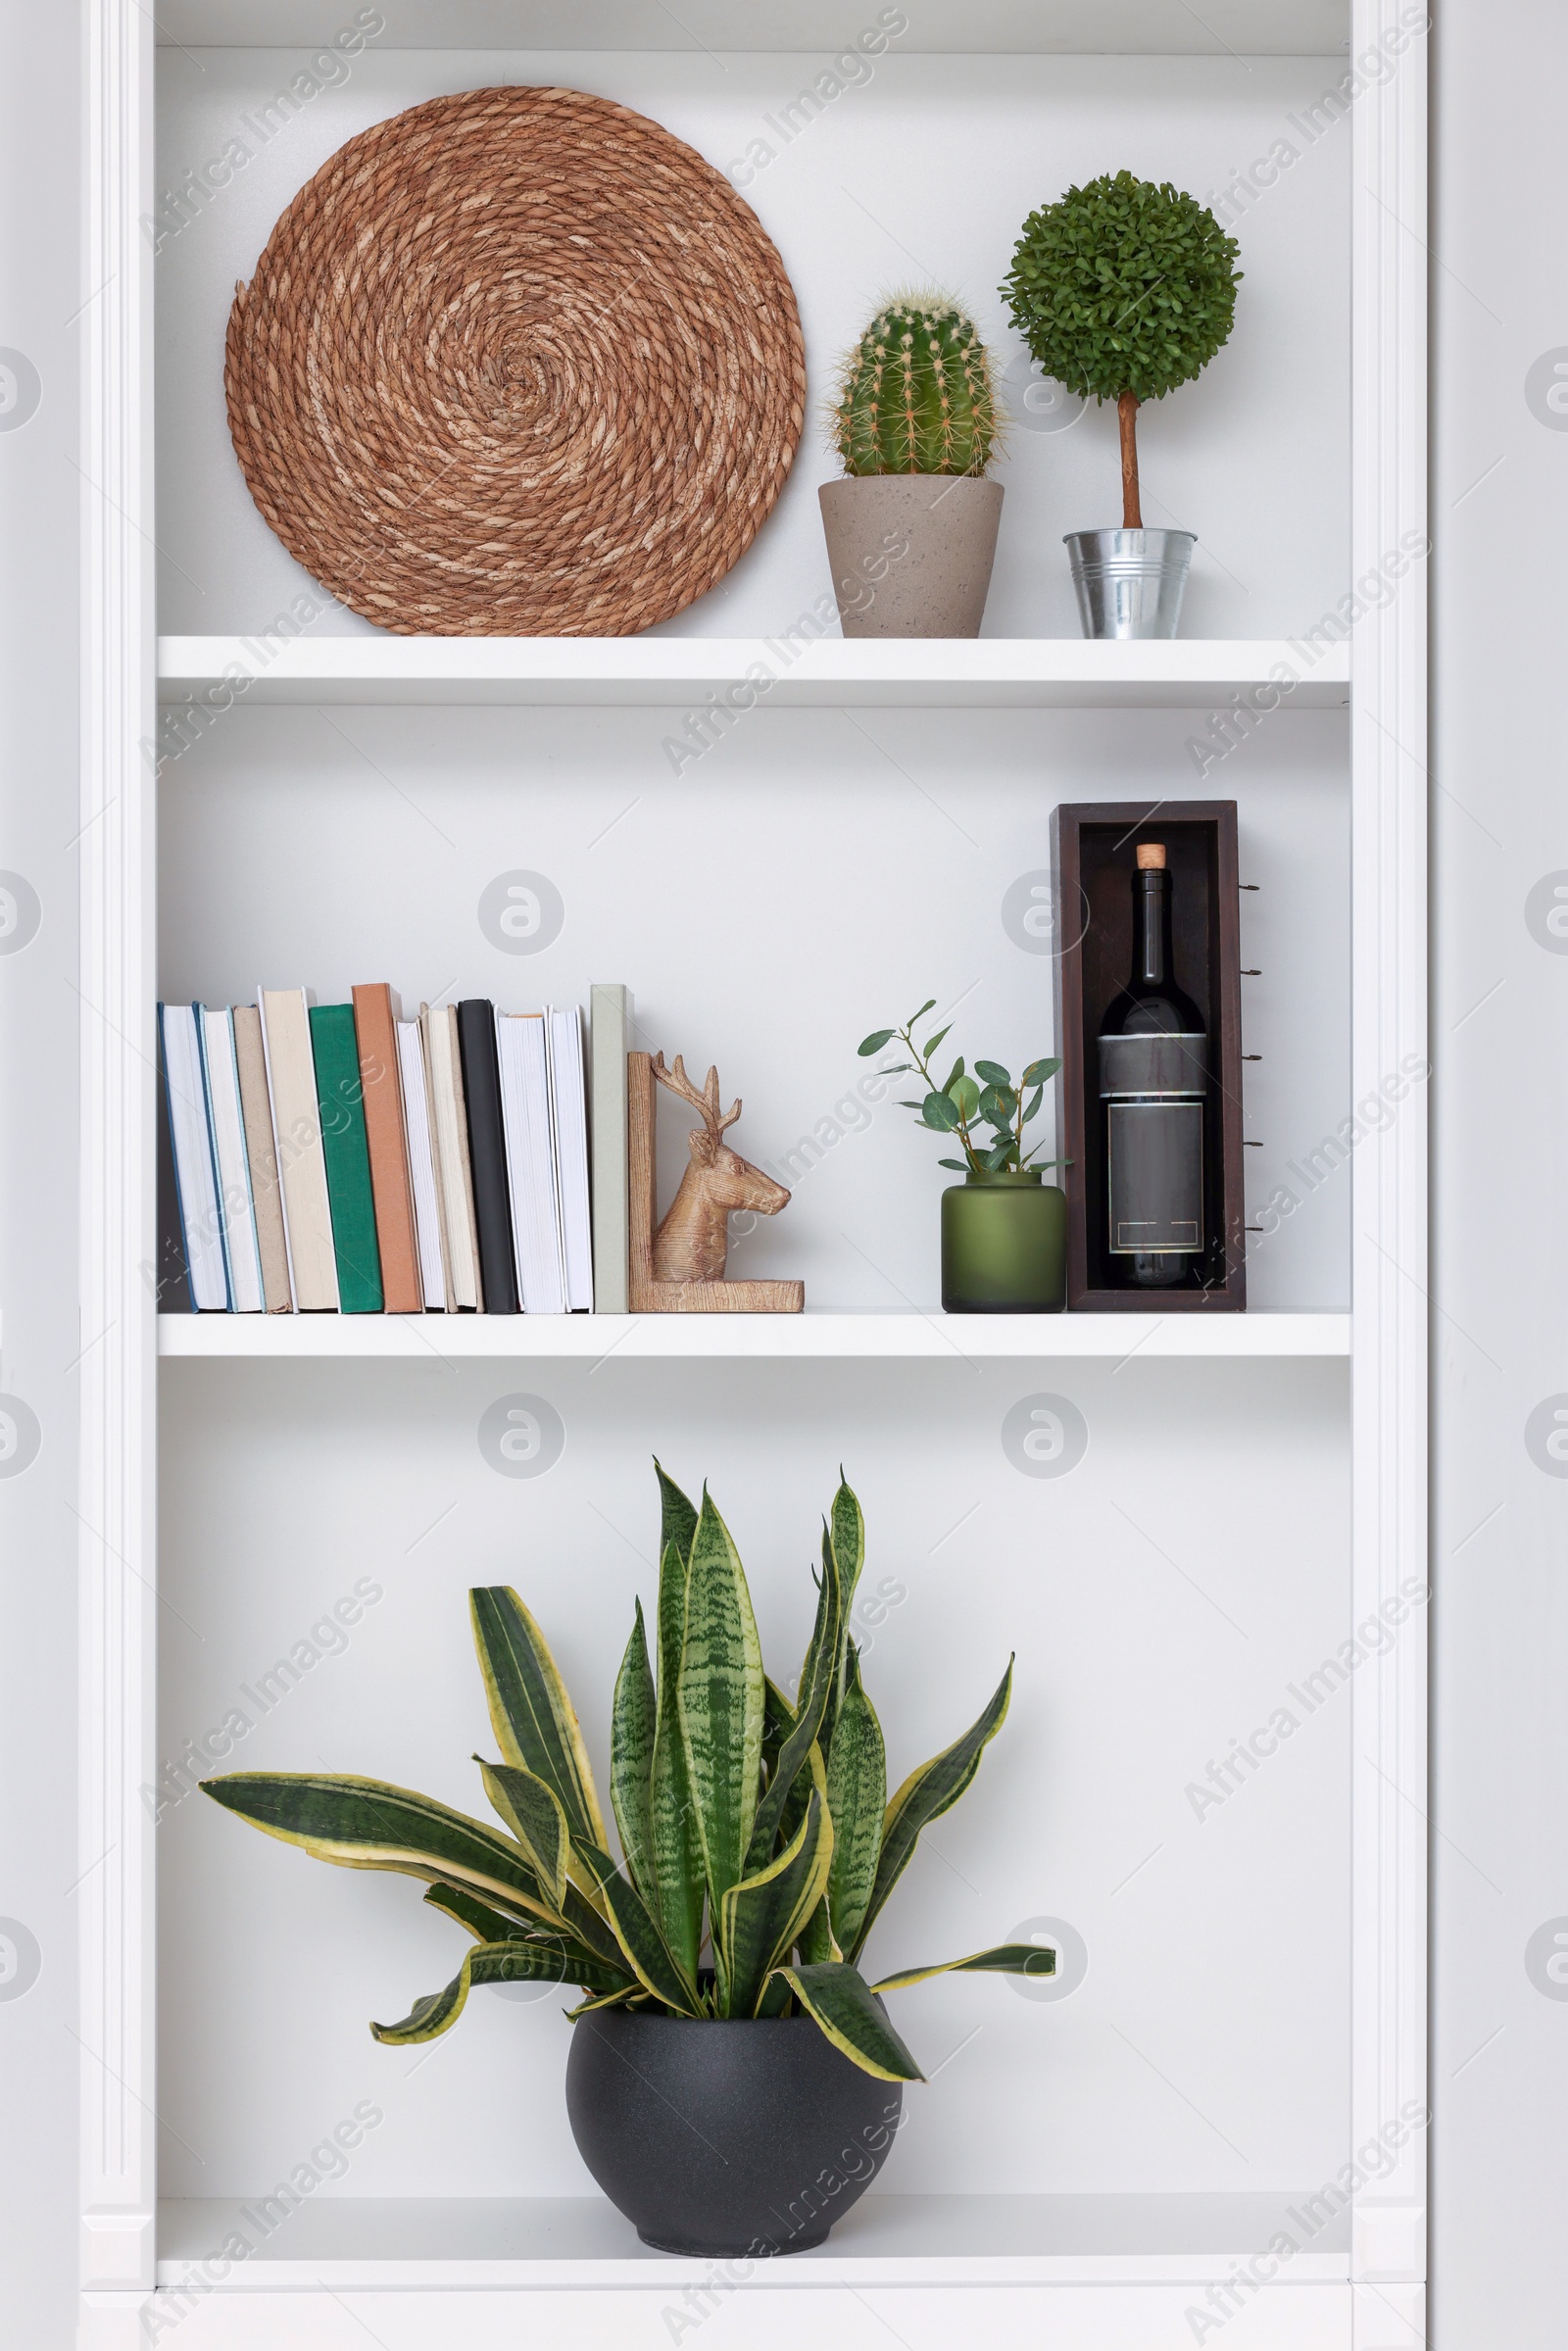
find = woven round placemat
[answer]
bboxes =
[224,86,806,636]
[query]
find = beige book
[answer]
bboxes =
[421,1003,482,1310]
[589,984,632,1313]
[259,986,339,1312]
[232,1005,292,1311]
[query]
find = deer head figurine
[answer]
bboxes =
[650,1053,790,1284]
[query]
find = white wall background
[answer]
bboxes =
[158,702,1350,1311]
[158,1356,1350,2202]
[153,48,1350,643]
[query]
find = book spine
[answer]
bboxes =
[154,1011,193,1313]
[351,984,422,1313]
[589,984,631,1313]
[191,1004,235,1311]
[309,1004,385,1314]
[457,999,519,1314]
[233,1004,292,1310]
[260,987,340,1311]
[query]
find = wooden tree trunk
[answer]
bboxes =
[1118,390,1142,529]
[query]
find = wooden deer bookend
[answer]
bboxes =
[628,1051,804,1314]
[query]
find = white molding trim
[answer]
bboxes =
[1348,0,1429,2285]
[79,0,157,2304]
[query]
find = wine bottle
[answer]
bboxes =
[1098,842,1207,1289]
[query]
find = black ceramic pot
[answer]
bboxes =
[565,2007,904,2257]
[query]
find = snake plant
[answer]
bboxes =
[203,1467,1051,2081]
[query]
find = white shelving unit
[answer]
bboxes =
[78,7,1426,2349]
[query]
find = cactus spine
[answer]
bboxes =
[833,296,1001,477]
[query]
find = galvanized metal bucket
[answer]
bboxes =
[1064,527,1196,639]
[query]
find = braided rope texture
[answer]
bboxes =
[224,86,807,636]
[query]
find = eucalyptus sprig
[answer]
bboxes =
[859,1000,1062,1177]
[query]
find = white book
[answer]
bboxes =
[548,1006,594,1312]
[397,1018,448,1310]
[199,1006,265,1313]
[496,1010,565,1315]
[421,1004,480,1311]
[159,1004,227,1311]
[589,984,632,1314]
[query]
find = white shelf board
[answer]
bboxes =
[154,3,1351,58]
[157,636,1350,712]
[157,2191,1349,2289]
[158,1310,1350,1360]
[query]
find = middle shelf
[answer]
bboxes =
[158,1310,1350,1359]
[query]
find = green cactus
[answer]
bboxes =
[831,294,1002,478]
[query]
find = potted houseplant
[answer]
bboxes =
[859,1001,1065,1311]
[1002,171,1241,639]
[819,293,1004,637]
[203,1468,1052,2258]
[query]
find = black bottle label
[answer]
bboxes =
[1099,1033,1207,1260]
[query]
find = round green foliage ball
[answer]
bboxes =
[832,294,1002,477]
[1002,171,1242,406]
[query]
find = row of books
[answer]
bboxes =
[157,984,632,1313]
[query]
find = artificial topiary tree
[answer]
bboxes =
[1002,171,1241,527]
[832,295,1002,477]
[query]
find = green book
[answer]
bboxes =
[310,1004,384,1313]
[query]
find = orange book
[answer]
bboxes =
[351,983,423,1314]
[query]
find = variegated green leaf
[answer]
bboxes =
[797,1897,839,1964]
[721,1791,834,2018]
[422,1883,621,1985]
[798,1528,843,1760]
[870,1942,1055,1993]
[825,1643,885,1954]
[768,1961,924,2082]
[611,1597,657,1899]
[676,1492,764,1952]
[747,1604,838,1871]
[651,1539,704,1983]
[566,1981,647,2021]
[476,1758,570,1911]
[821,1478,866,1755]
[850,1659,1013,1962]
[576,1841,699,2015]
[371,1938,624,2046]
[829,1475,865,1639]
[423,1882,535,1944]
[201,1772,560,1924]
[655,1459,700,1567]
[469,1587,610,1855]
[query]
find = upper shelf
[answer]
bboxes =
[159,1311,1350,1360]
[157,637,1348,712]
[155,3,1350,59]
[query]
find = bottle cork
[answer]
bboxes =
[1136,843,1166,870]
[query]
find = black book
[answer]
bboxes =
[155,1028,193,1313]
[456,1000,519,1314]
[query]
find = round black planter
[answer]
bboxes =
[565,2007,904,2257]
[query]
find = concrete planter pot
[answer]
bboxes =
[819,475,1004,638]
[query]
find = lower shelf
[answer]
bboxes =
[156,1310,1350,1360]
[156,2191,1350,2290]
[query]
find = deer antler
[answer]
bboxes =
[652,1052,742,1137]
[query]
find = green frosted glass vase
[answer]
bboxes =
[941,1169,1066,1313]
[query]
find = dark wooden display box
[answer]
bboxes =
[1050,802,1246,1312]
